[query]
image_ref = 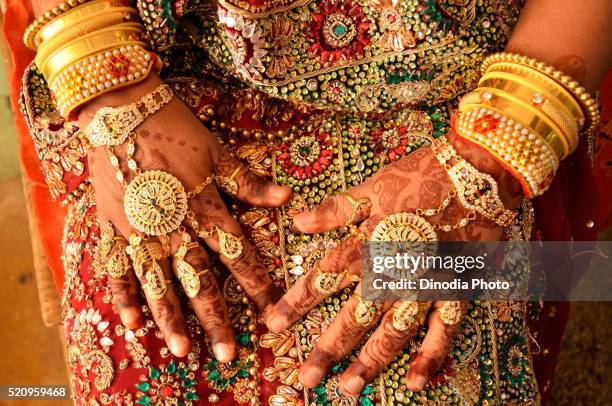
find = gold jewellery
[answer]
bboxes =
[353,295,382,326]
[431,137,516,227]
[392,300,421,332]
[438,301,463,325]
[312,266,360,296]
[85,83,173,148]
[126,234,168,299]
[454,52,600,197]
[343,194,372,226]
[174,232,207,298]
[215,166,243,196]
[28,0,158,117]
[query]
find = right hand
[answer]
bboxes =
[79,74,292,361]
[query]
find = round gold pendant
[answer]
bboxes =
[371,212,437,242]
[124,170,188,236]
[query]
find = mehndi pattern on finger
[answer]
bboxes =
[342,193,371,226]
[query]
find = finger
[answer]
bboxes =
[265,236,362,333]
[100,221,143,329]
[292,188,371,234]
[130,237,193,357]
[188,189,281,310]
[170,232,237,362]
[212,143,292,207]
[298,288,387,389]
[406,301,466,391]
[338,301,430,396]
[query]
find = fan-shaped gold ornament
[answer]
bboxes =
[124,170,188,236]
[371,212,437,242]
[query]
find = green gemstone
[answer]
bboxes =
[136,395,151,405]
[185,391,199,401]
[316,393,327,403]
[360,397,373,406]
[333,24,347,36]
[314,385,326,395]
[237,333,250,345]
[362,385,373,395]
[149,366,161,380]
[167,360,177,374]
[184,379,196,388]
[178,368,187,378]
[299,145,311,156]
[136,382,151,392]
[207,370,220,381]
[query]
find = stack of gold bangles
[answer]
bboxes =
[25,0,161,118]
[455,52,600,198]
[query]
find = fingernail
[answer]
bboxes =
[168,334,190,357]
[271,185,292,201]
[120,308,141,329]
[265,312,289,334]
[342,375,365,396]
[299,367,323,388]
[409,375,427,391]
[213,342,235,362]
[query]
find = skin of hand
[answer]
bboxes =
[263,136,522,395]
[77,74,292,361]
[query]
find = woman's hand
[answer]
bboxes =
[264,136,522,396]
[80,74,292,360]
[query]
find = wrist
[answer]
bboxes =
[77,73,164,129]
[445,130,524,209]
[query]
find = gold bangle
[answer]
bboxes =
[459,89,567,161]
[23,0,91,50]
[40,23,146,81]
[35,8,139,68]
[455,106,559,197]
[478,73,579,151]
[36,0,134,47]
[483,62,584,126]
[482,53,599,136]
[49,45,158,117]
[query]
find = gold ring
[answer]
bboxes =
[216,227,244,259]
[196,269,210,277]
[142,261,168,300]
[353,295,381,326]
[215,165,243,196]
[439,301,463,325]
[343,194,371,226]
[391,301,420,332]
[312,267,347,296]
[106,248,131,279]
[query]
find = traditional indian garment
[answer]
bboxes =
[3,0,611,404]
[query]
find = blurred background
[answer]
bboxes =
[0,14,610,406]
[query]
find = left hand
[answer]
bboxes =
[264,135,522,396]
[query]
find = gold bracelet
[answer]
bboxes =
[23,0,91,50]
[40,23,147,81]
[459,89,567,161]
[85,83,174,147]
[50,45,159,117]
[36,0,134,47]
[430,137,517,227]
[478,74,579,151]
[482,53,599,136]
[35,7,139,68]
[454,106,559,197]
